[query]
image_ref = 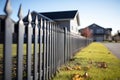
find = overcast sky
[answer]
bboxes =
[0,0,120,35]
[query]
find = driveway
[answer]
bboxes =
[103,43,120,59]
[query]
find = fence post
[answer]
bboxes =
[69,33,72,59]
[53,23,56,74]
[51,22,53,79]
[3,0,13,80]
[43,19,47,80]
[66,29,69,62]
[46,21,49,80]
[17,4,25,80]
[64,27,67,64]
[38,18,43,80]
[56,25,58,68]
[48,22,51,79]
[55,24,57,73]
[26,10,32,80]
[33,16,38,80]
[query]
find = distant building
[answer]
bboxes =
[79,27,92,38]
[105,28,112,41]
[112,30,120,42]
[40,10,80,34]
[23,10,80,34]
[79,23,112,42]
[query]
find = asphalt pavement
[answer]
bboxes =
[103,43,120,59]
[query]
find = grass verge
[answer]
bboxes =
[0,43,37,57]
[53,42,120,80]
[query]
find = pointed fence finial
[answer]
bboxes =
[28,10,32,23]
[4,0,12,16]
[35,15,38,25]
[18,4,23,20]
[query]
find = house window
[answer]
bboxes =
[96,29,104,34]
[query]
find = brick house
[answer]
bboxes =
[79,23,112,42]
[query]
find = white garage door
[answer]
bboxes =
[96,36,104,42]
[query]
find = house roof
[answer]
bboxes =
[23,11,54,23]
[88,23,106,30]
[40,10,80,26]
[23,10,80,26]
[106,28,112,31]
[0,15,6,20]
[79,23,106,33]
[40,10,78,20]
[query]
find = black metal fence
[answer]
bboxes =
[0,0,92,80]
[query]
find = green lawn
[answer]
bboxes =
[53,42,120,80]
[0,43,41,79]
[0,44,3,57]
[0,44,35,57]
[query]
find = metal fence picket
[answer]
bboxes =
[48,22,51,79]
[17,4,25,80]
[33,16,39,80]
[38,18,43,80]
[46,21,49,80]
[3,0,13,80]
[43,19,47,80]
[26,10,32,80]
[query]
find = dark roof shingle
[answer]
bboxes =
[40,10,78,20]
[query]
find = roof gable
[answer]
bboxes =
[88,23,105,30]
[40,10,78,20]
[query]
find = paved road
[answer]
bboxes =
[103,43,120,59]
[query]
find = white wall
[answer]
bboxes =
[56,20,70,31]
[70,16,79,34]
[54,15,79,34]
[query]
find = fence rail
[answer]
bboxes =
[0,0,92,80]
